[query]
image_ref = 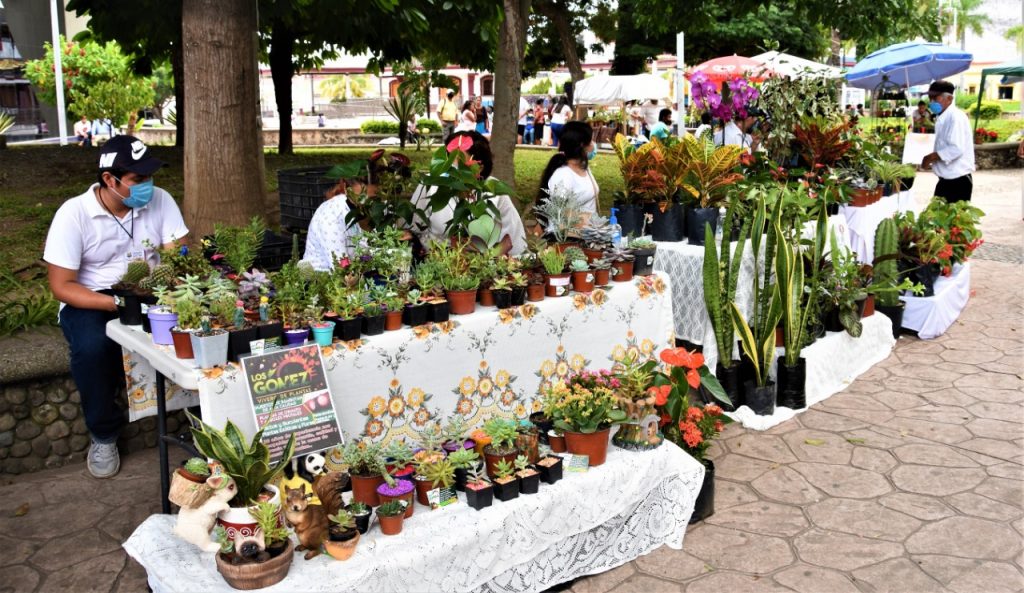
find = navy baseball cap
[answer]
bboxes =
[97,135,166,176]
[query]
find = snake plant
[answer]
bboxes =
[702,198,752,369]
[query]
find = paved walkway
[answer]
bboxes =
[0,171,1021,593]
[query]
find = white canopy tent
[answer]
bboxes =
[572,74,670,104]
[751,51,841,78]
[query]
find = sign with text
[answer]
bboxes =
[241,344,342,462]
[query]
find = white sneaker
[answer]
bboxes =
[87,440,120,478]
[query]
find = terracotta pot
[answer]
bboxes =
[216,539,293,590]
[564,428,611,466]
[324,530,360,561]
[549,433,567,453]
[849,186,883,207]
[384,310,402,331]
[478,287,495,307]
[377,491,414,518]
[472,433,492,456]
[553,242,577,254]
[594,269,611,286]
[611,261,634,282]
[483,448,519,479]
[527,284,545,302]
[378,512,404,536]
[171,329,195,359]
[545,273,571,297]
[583,247,604,263]
[350,473,384,507]
[446,289,477,315]
[414,476,433,506]
[572,269,595,292]
[862,294,875,317]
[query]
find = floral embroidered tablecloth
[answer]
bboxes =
[125,273,675,443]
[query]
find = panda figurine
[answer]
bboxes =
[280,452,327,504]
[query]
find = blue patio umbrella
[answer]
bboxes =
[845,42,973,90]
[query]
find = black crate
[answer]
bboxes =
[253,231,306,272]
[278,166,336,231]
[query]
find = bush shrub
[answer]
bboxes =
[416,118,441,133]
[966,101,1002,121]
[359,120,399,134]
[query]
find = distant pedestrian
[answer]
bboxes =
[533,99,547,146]
[474,97,489,135]
[74,115,91,147]
[517,96,531,144]
[649,108,673,141]
[694,112,713,140]
[455,100,477,133]
[642,100,660,136]
[438,90,459,139]
[317,114,325,128]
[548,96,573,147]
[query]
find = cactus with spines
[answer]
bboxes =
[873,218,900,307]
[120,260,151,287]
[141,263,176,291]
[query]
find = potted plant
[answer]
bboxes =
[441,415,475,453]
[514,419,540,464]
[482,417,520,478]
[534,185,584,250]
[324,508,360,561]
[402,288,431,327]
[190,314,230,369]
[375,499,406,535]
[147,286,179,345]
[612,134,667,237]
[591,259,612,286]
[274,262,310,347]
[514,455,540,494]
[382,292,405,331]
[610,357,664,451]
[427,240,480,315]
[548,430,566,453]
[509,271,529,306]
[384,440,416,483]
[340,440,386,506]
[214,500,294,590]
[569,258,594,292]
[820,237,868,337]
[491,459,519,502]
[310,320,336,347]
[346,501,371,534]
[628,237,657,276]
[535,455,563,484]
[526,271,546,302]
[580,214,614,262]
[491,276,514,309]
[678,135,743,245]
[212,217,266,277]
[112,260,153,326]
[871,218,923,340]
[168,457,213,509]
[538,247,569,297]
[603,246,635,282]
[446,448,480,491]
[327,283,363,342]
[170,275,206,359]
[464,465,494,511]
[187,412,296,544]
[376,473,415,518]
[417,456,456,508]
[543,377,626,466]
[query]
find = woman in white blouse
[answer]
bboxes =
[536,121,599,223]
[411,131,527,255]
[303,181,363,271]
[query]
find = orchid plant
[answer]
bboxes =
[689,71,760,122]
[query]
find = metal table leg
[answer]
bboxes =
[156,371,170,514]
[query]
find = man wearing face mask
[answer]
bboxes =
[920,81,975,203]
[44,135,188,479]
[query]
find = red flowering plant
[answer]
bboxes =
[650,347,731,463]
[918,198,985,273]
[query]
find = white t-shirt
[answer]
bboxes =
[932,105,975,180]
[411,184,527,255]
[43,183,189,298]
[714,121,752,149]
[547,166,599,214]
[549,105,573,126]
[643,105,661,128]
[694,123,712,140]
[517,98,531,126]
[303,194,362,271]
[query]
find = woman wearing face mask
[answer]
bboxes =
[536,121,599,223]
[43,135,189,480]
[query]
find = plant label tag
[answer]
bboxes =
[585,273,594,283]
[646,256,654,265]
[250,339,266,356]
[428,487,458,509]
[566,454,589,472]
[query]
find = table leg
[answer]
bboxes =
[156,372,170,514]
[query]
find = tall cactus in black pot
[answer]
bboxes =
[871,218,922,341]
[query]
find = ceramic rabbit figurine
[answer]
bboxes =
[173,474,237,553]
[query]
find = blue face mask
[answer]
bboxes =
[928,101,944,115]
[587,146,598,160]
[113,177,155,209]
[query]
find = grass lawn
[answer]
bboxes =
[0,145,624,275]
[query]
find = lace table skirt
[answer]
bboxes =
[124,442,704,593]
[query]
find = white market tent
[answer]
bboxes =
[751,51,841,78]
[573,74,670,104]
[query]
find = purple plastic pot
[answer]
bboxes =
[147,306,178,345]
[283,328,309,345]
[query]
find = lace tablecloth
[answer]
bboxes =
[727,312,896,430]
[123,442,705,593]
[117,274,675,444]
[901,262,970,339]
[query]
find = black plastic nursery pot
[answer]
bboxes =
[257,321,284,343]
[337,317,361,341]
[362,314,385,336]
[465,483,494,511]
[689,460,715,524]
[349,510,371,535]
[535,457,563,484]
[632,247,657,276]
[875,302,905,341]
[776,358,807,410]
[114,289,145,325]
[454,467,469,492]
[493,290,513,309]
[715,361,744,411]
[510,286,527,306]
[428,301,450,323]
[685,206,719,246]
[492,477,520,501]
[529,412,553,444]
[744,381,776,416]
[901,262,941,297]
[402,304,429,327]
[227,326,258,362]
[644,201,685,242]
[518,471,540,494]
[614,202,646,239]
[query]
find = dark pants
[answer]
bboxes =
[59,304,125,443]
[934,174,973,203]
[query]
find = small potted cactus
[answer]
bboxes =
[569,258,594,292]
[491,277,514,309]
[347,501,371,534]
[514,455,540,494]
[376,500,406,535]
[446,448,480,492]
[535,455,564,484]
[592,259,612,286]
[324,508,360,561]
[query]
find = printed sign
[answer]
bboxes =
[242,344,342,462]
[566,454,590,473]
[427,486,459,509]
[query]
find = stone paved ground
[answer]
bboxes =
[0,170,1021,593]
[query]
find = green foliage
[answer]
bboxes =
[383,88,424,149]
[120,260,151,287]
[184,457,210,477]
[328,508,356,530]
[424,240,482,292]
[538,247,567,275]
[493,459,515,480]
[419,143,512,241]
[0,113,14,136]
[483,417,519,452]
[0,272,59,338]
[416,119,442,134]
[544,382,627,433]
[376,500,405,517]
[702,200,751,370]
[187,410,296,506]
[348,501,369,515]
[360,120,400,134]
[513,454,530,472]
[441,415,469,445]
[419,457,455,489]
[966,101,1002,122]
[249,501,290,545]
[446,447,480,469]
[777,205,827,366]
[23,36,155,125]
[339,440,385,477]
[213,217,266,275]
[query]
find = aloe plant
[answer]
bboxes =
[702,198,751,370]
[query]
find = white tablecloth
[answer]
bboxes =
[901,262,971,340]
[108,322,200,422]
[838,191,917,263]
[727,313,896,431]
[123,442,705,593]
[113,275,675,444]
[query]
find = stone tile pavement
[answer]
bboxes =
[0,170,1021,592]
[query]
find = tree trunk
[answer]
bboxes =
[536,0,585,82]
[491,0,531,190]
[829,28,841,67]
[269,20,295,155]
[171,38,185,148]
[182,0,267,240]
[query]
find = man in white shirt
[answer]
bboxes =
[642,100,661,136]
[921,81,975,203]
[714,115,757,151]
[44,136,189,478]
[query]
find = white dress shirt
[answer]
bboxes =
[714,121,752,149]
[303,195,362,271]
[932,104,975,180]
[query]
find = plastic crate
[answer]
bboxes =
[254,231,307,272]
[278,166,337,231]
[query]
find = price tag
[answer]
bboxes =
[427,486,458,509]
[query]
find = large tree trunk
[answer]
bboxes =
[491,0,531,191]
[829,28,841,67]
[182,0,266,240]
[269,20,295,155]
[171,38,185,148]
[536,0,585,82]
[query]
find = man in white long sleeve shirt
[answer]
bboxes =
[921,81,975,203]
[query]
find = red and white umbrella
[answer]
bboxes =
[689,55,773,83]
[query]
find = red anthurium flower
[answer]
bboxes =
[648,385,671,406]
[447,135,473,154]
[686,369,701,389]
[369,149,386,163]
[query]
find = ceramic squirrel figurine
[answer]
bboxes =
[173,474,237,553]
